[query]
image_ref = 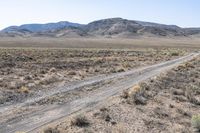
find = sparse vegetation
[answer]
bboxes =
[43,127,60,133]
[49,55,200,133]
[18,86,30,93]
[71,115,90,127]
[122,84,147,105]
[170,51,180,56]
[0,40,198,133]
[67,71,77,75]
[0,48,185,105]
[192,115,200,132]
[97,107,112,122]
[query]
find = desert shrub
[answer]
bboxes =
[100,107,111,122]
[93,107,112,122]
[177,62,195,71]
[49,67,56,73]
[94,69,99,72]
[40,69,47,74]
[121,90,129,99]
[176,108,191,117]
[109,69,117,73]
[82,128,95,133]
[188,84,200,95]
[188,97,200,105]
[9,81,22,90]
[18,86,30,93]
[122,85,147,105]
[100,107,109,112]
[172,89,184,96]
[68,71,77,75]
[24,75,33,80]
[40,76,60,85]
[173,95,187,102]
[71,115,90,127]
[185,62,195,68]
[170,51,180,56]
[133,91,147,105]
[185,88,200,105]
[117,68,125,73]
[177,64,186,70]
[43,127,60,133]
[128,85,141,97]
[122,61,131,68]
[191,115,200,132]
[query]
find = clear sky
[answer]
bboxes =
[0,0,199,30]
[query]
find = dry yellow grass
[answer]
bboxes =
[18,86,30,93]
[128,84,141,97]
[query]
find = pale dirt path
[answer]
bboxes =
[0,60,166,113]
[0,52,199,133]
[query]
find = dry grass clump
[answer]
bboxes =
[171,85,200,105]
[128,85,142,96]
[184,62,195,68]
[170,51,179,56]
[67,71,77,75]
[39,75,61,85]
[8,81,22,90]
[191,114,200,132]
[177,62,195,70]
[18,86,30,93]
[99,107,112,122]
[122,85,141,98]
[177,64,186,70]
[116,67,125,73]
[121,90,129,99]
[71,115,90,127]
[49,67,56,73]
[184,87,200,105]
[109,66,125,73]
[122,84,147,105]
[122,61,131,68]
[43,127,60,133]
[93,107,116,125]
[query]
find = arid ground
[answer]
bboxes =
[0,37,200,49]
[0,47,187,106]
[0,37,199,133]
[46,55,200,133]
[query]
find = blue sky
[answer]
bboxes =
[0,0,199,29]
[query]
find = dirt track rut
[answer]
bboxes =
[0,52,199,133]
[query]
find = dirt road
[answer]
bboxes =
[0,52,199,133]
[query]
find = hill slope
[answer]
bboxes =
[1,18,200,38]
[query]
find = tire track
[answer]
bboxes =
[0,53,199,133]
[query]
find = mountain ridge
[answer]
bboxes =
[2,21,83,32]
[1,18,200,38]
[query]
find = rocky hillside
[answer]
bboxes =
[1,18,200,38]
